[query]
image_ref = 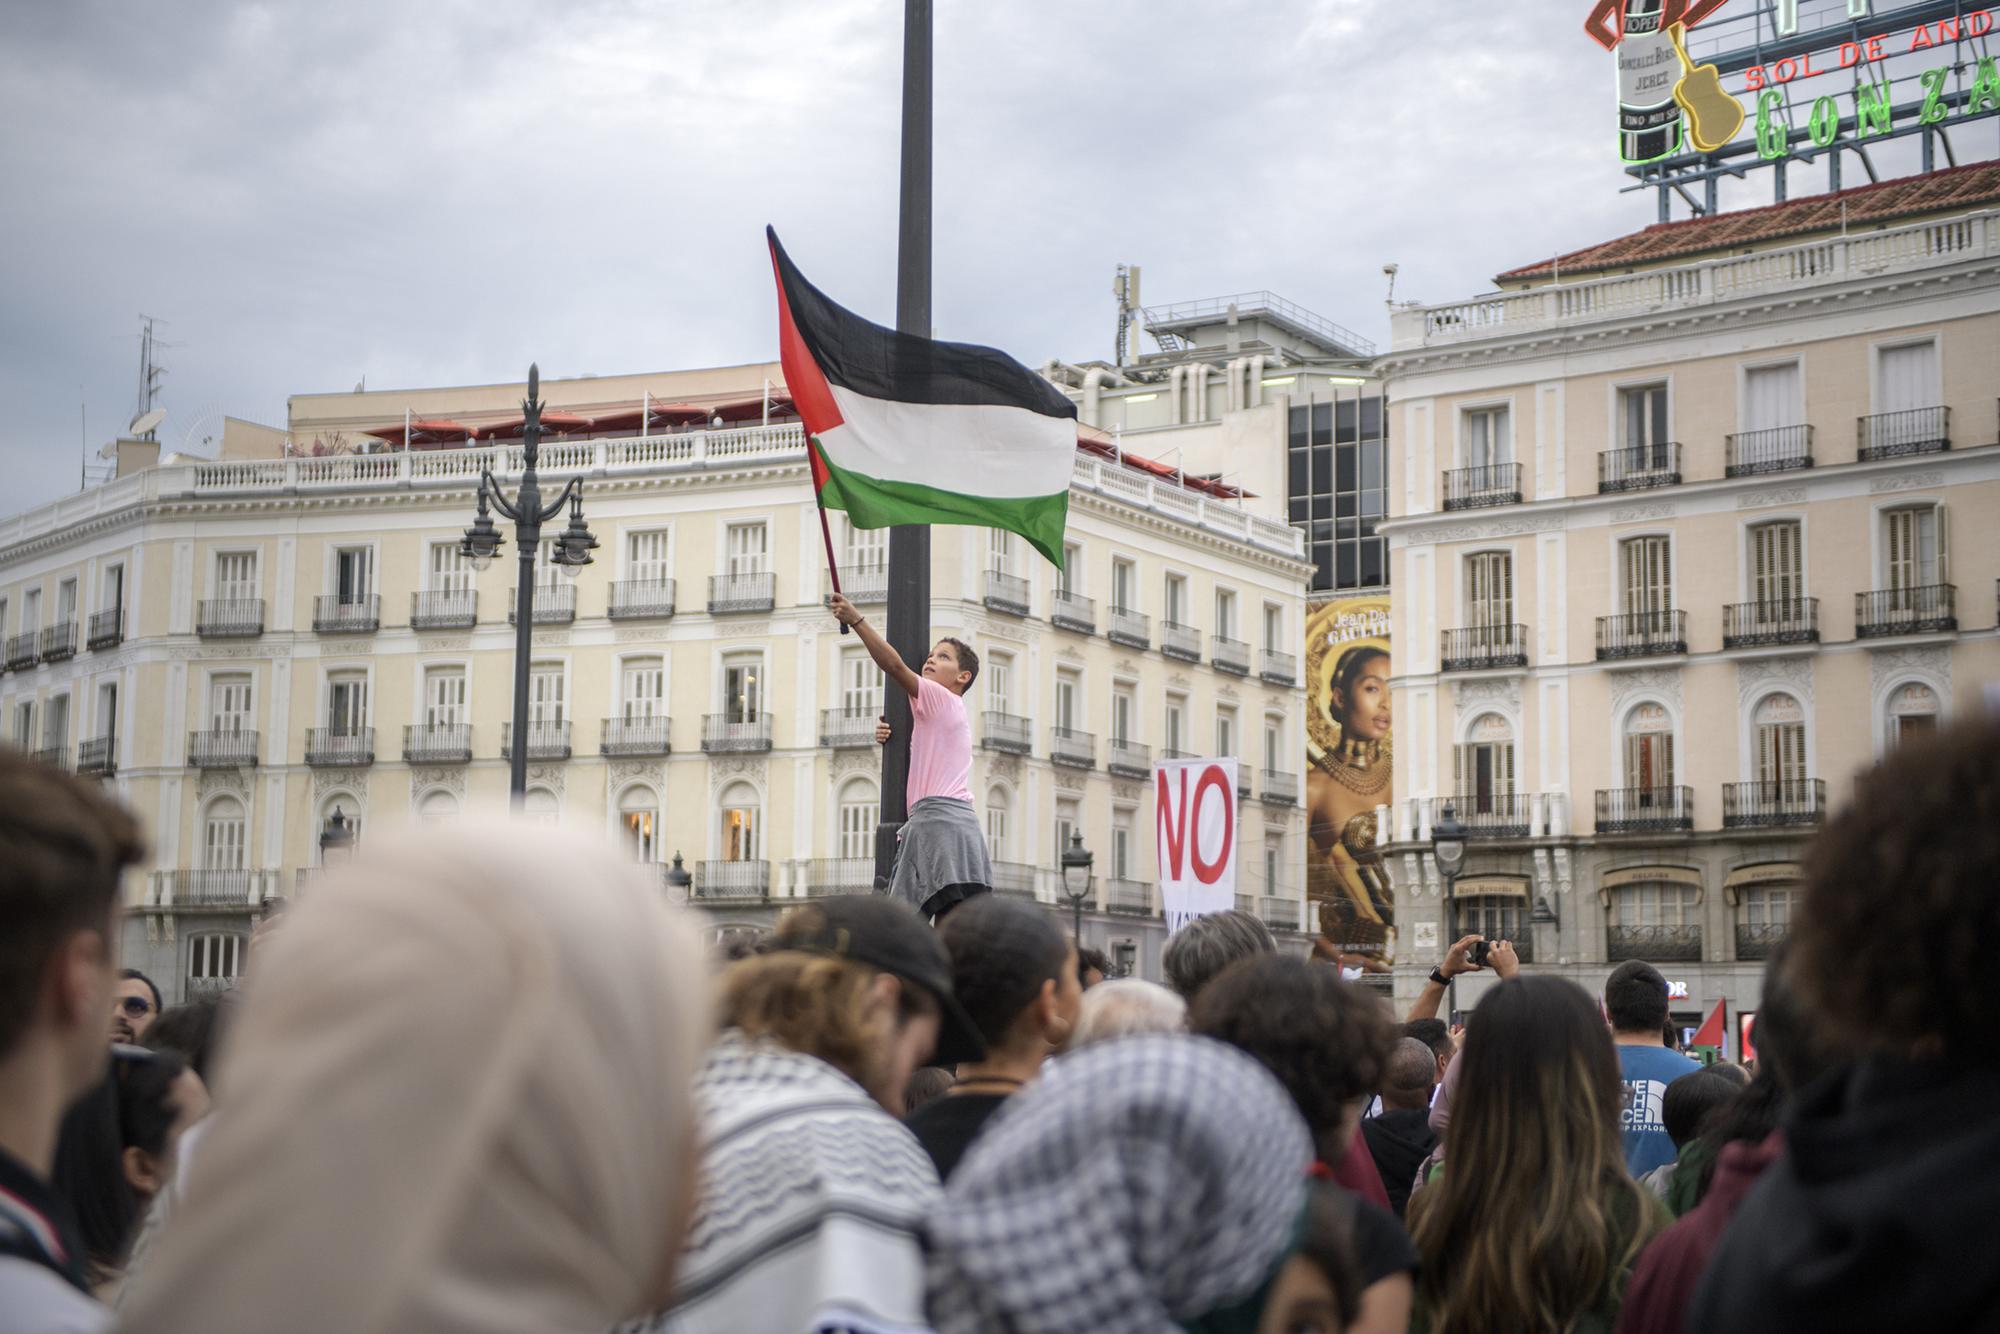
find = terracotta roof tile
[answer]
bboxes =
[1497,161,2000,282]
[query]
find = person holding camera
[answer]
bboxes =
[1406,934,1521,1025]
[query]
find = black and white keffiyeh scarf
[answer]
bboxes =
[924,1035,1311,1333]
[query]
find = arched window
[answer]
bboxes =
[1621,703,1674,792]
[1607,881,1701,961]
[1460,895,1528,960]
[202,796,247,875]
[1455,712,1516,815]
[1752,693,1806,785]
[1887,681,1940,750]
[619,786,659,862]
[719,783,760,862]
[984,785,1011,862]
[837,779,877,862]
[418,789,459,826]
[1736,883,1796,961]
[187,932,244,997]
[524,787,559,826]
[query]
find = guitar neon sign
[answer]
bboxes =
[1585,1,1745,162]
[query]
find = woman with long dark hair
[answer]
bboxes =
[1408,976,1667,1332]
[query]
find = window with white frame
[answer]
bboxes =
[985,650,1013,715]
[725,523,769,577]
[1263,718,1283,772]
[1110,686,1136,745]
[1462,405,1511,468]
[332,547,372,604]
[1055,670,1079,733]
[1742,362,1801,434]
[1609,882,1699,928]
[621,657,665,722]
[1739,883,1795,938]
[619,787,659,862]
[1262,604,1283,653]
[43,694,69,752]
[1,597,9,637]
[984,787,1010,862]
[1111,808,1134,881]
[988,528,1015,576]
[202,797,247,872]
[1466,552,1514,628]
[838,780,878,860]
[209,675,253,733]
[1216,706,1237,759]
[98,565,125,620]
[1214,588,1237,640]
[188,934,243,988]
[1887,682,1941,749]
[1165,573,1188,625]
[214,553,257,601]
[1753,693,1807,786]
[96,680,118,742]
[626,529,671,583]
[423,666,466,728]
[1112,559,1136,614]
[1883,504,1947,591]
[55,579,76,626]
[1165,695,1187,756]
[325,672,368,734]
[723,652,763,723]
[1622,703,1675,791]
[719,783,760,861]
[1749,521,1803,606]
[21,588,40,632]
[840,648,874,716]
[529,664,565,725]
[1619,383,1670,465]
[532,538,563,590]
[1619,536,1673,616]
[1456,712,1517,812]
[843,521,886,574]
[428,542,471,593]
[1263,845,1281,898]
[1875,339,1938,415]
[1058,543,1082,596]
[13,700,34,748]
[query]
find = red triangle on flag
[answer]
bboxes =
[1691,998,1727,1051]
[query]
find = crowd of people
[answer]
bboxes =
[1,717,1996,1332]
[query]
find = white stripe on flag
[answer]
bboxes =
[820,385,1076,501]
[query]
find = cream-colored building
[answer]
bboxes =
[0,362,1310,1001]
[1374,167,2000,1024]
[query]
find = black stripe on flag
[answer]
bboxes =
[769,228,1077,420]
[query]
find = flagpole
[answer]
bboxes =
[877,0,932,891]
[810,438,852,636]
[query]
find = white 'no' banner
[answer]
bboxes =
[1154,756,1237,932]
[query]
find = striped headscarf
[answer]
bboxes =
[926,1034,1311,1333]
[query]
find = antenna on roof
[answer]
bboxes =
[1382,263,1399,305]
[128,408,165,438]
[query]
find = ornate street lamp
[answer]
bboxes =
[461,365,597,806]
[319,805,357,865]
[1431,802,1469,1012]
[664,851,693,902]
[1060,830,1095,946]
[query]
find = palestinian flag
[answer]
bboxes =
[768,227,1077,569]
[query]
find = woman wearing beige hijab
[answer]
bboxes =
[117,821,713,1334]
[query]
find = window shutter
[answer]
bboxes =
[1501,742,1516,796]
[1936,504,1950,584]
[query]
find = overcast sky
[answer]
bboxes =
[0,0,1809,514]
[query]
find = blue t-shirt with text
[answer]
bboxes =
[1617,1043,1703,1177]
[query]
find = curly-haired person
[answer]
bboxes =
[1691,718,2000,1331]
[1190,955,1415,1334]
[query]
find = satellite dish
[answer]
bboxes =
[129,408,166,437]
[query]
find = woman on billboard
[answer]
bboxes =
[1307,633,1395,970]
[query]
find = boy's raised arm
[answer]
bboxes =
[828,593,921,700]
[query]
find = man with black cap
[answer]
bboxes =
[631,896,984,1334]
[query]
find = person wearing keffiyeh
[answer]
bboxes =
[924,1034,1318,1334]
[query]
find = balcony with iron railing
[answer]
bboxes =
[983,570,1030,616]
[403,724,473,764]
[508,584,577,625]
[1051,727,1096,769]
[1856,583,1955,638]
[1595,785,1694,834]
[1597,442,1682,493]
[1858,405,1948,461]
[1257,648,1298,685]
[30,744,69,770]
[820,708,878,749]
[707,572,775,614]
[694,860,770,900]
[804,858,877,896]
[313,595,380,633]
[1260,769,1299,805]
[39,622,76,662]
[1108,607,1150,649]
[608,578,678,620]
[1443,462,1522,510]
[1161,621,1202,662]
[1441,624,1528,672]
[1723,778,1826,828]
[77,734,116,776]
[1238,767,1253,799]
[1106,879,1154,916]
[1723,598,1818,648]
[148,869,277,909]
[1608,924,1703,963]
[1050,589,1096,634]
[702,713,773,752]
[410,589,477,629]
[981,711,1032,755]
[1428,793,1536,838]
[1259,896,1305,933]
[1726,424,1814,476]
[1211,635,1250,676]
[187,729,258,768]
[1735,922,1788,961]
[196,598,264,637]
[1106,738,1152,778]
[500,721,572,761]
[86,608,123,650]
[825,565,888,605]
[990,862,1038,901]
[2,634,33,671]
[1596,610,1687,660]
[601,716,672,756]
[305,728,375,767]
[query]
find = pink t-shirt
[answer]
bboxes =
[908,675,973,804]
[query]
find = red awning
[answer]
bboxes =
[1075,434,1250,500]
[585,402,710,434]
[706,395,796,423]
[476,410,595,438]
[362,418,475,445]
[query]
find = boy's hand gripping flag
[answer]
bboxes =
[769,227,1078,571]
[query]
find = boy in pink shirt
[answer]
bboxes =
[829,593,990,920]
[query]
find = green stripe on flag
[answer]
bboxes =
[818,446,1069,570]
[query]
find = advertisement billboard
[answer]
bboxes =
[1306,595,1395,967]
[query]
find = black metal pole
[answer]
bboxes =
[1443,869,1459,1017]
[1072,894,1083,946]
[508,366,545,809]
[875,0,933,888]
